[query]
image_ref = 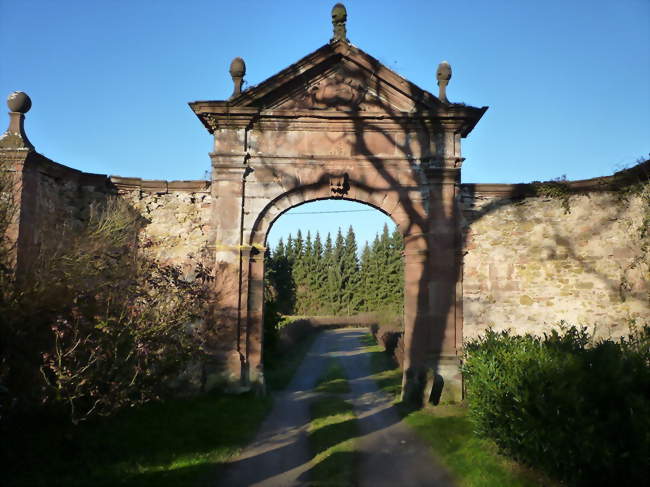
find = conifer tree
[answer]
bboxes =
[294,229,304,260]
[358,242,372,311]
[265,223,404,318]
[312,231,323,261]
[322,232,337,313]
[330,228,347,313]
[391,227,405,311]
[304,231,313,260]
[286,234,294,261]
[376,224,391,305]
[271,237,294,314]
[311,232,326,313]
[275,237,286,259]
[297,231,314,313]
[342,226,360,315]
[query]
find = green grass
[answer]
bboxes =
[361,333,402,399]
[361,333,554,487]
[5,392,271,487]
[404,409,553,487]
[306,359,359,487]
[5,331,320,487]
[315,358,350,394]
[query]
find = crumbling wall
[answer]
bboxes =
[461,180,649,340]
[110,177,212,272]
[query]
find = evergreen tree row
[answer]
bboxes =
[265,224,404,317]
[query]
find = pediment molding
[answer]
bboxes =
[189,40,487,136]
[231,42,440,112]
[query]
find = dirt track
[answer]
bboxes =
[218,328,455,487]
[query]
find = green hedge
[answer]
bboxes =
[462,325,649,486]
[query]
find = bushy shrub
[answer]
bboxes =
[462,325,650,486]
[1,196,212,423]
[277,319,316,350]
[307,313,379,328]
[369,323,380,340]
[375,326,402,356]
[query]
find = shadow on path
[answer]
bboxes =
[217,329,455,487]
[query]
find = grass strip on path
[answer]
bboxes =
[361,332,554,487]
[306,357,359,486]
[315,358,351,394]
[360,333,402,399]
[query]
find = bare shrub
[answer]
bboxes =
[1,194,212,423]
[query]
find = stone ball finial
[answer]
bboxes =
[229,57,246,78]
[332,3,347,22]
[436,61,452,82]
[229,57,246,99]
[7,91,31,113]
[331,3,348,42]
[436,61,452,104]
[1,91,34,149]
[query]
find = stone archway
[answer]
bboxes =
[190,32,486,405]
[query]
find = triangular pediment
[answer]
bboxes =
[263,62,411,112]
[229,41,442,113]
[189,40,487,137]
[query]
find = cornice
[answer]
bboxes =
[194,106,486,135]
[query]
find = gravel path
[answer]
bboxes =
[218,328,455,487]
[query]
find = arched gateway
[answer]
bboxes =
[189,5,486,405]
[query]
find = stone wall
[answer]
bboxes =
[110,177,212,273]
[3,140,648,396]
[12,153,112,273]
[14,160,212,274]
[15,153,647,345]
[461,176,649,341]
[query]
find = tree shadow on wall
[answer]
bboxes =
[247,53,504,406]
[244,47,650,406]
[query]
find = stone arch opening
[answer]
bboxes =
[244,180,409,385]
[264,197,401,313]
[252,185,406,249]
[263,197,399,248]
[254,194,405,370]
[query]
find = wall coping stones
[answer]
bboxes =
[462,160,649,197]
[109,175,210,194]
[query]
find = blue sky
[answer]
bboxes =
[1,0,648,249]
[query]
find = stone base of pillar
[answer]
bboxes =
[248,367,266,396]
[202,349,248,393]
[433,354,463,404]
[201,350,267,395]
[401,354,463,406]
